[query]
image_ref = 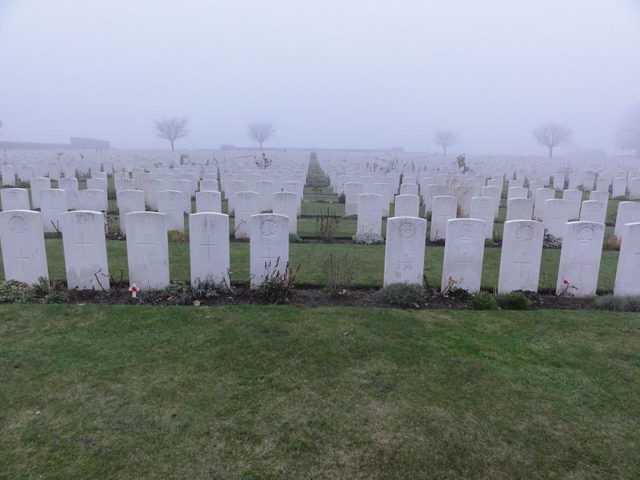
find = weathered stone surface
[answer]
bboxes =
[556,221,604,297]
[497,220,544,294]
[189,212,230,287]
[383,216,427,286]
[0,210,49,283]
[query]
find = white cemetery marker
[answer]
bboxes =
[497,220,544,294]
[234,191,259,239]
[394,194,420,217]
[614,201,640,238]
[87,178,107,191]
[356,193,384,236]
[117,189,145,235]
[195,191,222,213]
[61,211,110,290]
[533,188,555,220]
[579,200,606,224]
[344,182,364,216]
[383,216,427,286]
[543,198,572,238]
[158,190,185,232]
[79,189,108,212]
[58,177,79,210]
[1,188,30,211]
[249,214,289,286]
[562,189,582,219]
[273,192,298,234]
[189,212,230,286]
[199,179,218,192]
[469,196,496,239]
[0,210,49,283]
[441,218,485,293]
[30,177,51,209]
[125,212,170,290]
[506,197,533,221]
[430,195,457,242]
[613,222,640,296]
[556,221,604,297]
[40,189,68,233]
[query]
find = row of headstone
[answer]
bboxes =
[1,209,637,298]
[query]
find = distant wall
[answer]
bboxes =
[0,137,110,150]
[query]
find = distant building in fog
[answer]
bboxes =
[0,137,110,150]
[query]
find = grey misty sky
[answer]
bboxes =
[0,0,639,154]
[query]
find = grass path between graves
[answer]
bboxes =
[0,239,620,292]
[1,305,639,479]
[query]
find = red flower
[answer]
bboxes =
[563,280,569,285]
[129,285,139,292]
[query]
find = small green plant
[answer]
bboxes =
[43,284,69,304]
[492,228,503,245]
[594,295,640,312]
[164,281,194,305]
[168,230,189,243]
[289,233,304,243]
[323,253,355,294]
[557,279,578,297]
[469,291,498,310]
[255,260,300,304]
[104,213,125,240]
[337,193,345,204]
[375,283,425,308]
[0,280,35,303]
[352,233,384,245]
[496,292,532,310]
[316,209,341,242]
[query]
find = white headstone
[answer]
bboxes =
[30,177,51,208]
[58,177,79,210]
[533,188,555,220]
[506,197,533,221]
[441,218,485,293]
[79,189,108,212]
[430,195,457,241]
[125,212,169,289]
[60,211,110,290]
[394,194,420,217]
[356,193,383,236]
[0,210,49,283]
[556,221,604,297]
[234,191,260,239]
[158,190,185,232]
[614,201,640,238]
[249,214,289,286]
[469,196,496,239]
[344,182,364,216]
[497,220,544,294]
[579,200,606,224]
[189,212,230,286]
[562,189,582,219]
[273,192,298,234]
[383,216,427,286]
[614,222,640,296]
[40,189,68,233]
[1,188,30,211]
[543,198,572,238]
[195,190,222,213]
[117,190,145,234]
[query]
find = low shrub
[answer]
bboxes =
[168,230,189,243]
[0,280,35,303]
[496,292,532,310]
[352,233,385,245]
[602,235,621,251]
[164,282,194,305]
[469,291,498,310]
[316,209,341,242]
[594,295,640,312]
[255,261,300,305]
[323,253,355,294]
[289,233,304,243]
[375,283,425,308]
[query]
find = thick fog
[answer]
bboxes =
[1,0,639,154]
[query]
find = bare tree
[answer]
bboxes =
[434,130,457,156]
[616,105,640,157]
[533,123,572,158]
[154,117,188,151]
[247,121,275,152]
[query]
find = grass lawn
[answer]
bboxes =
[1,305,638,479]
